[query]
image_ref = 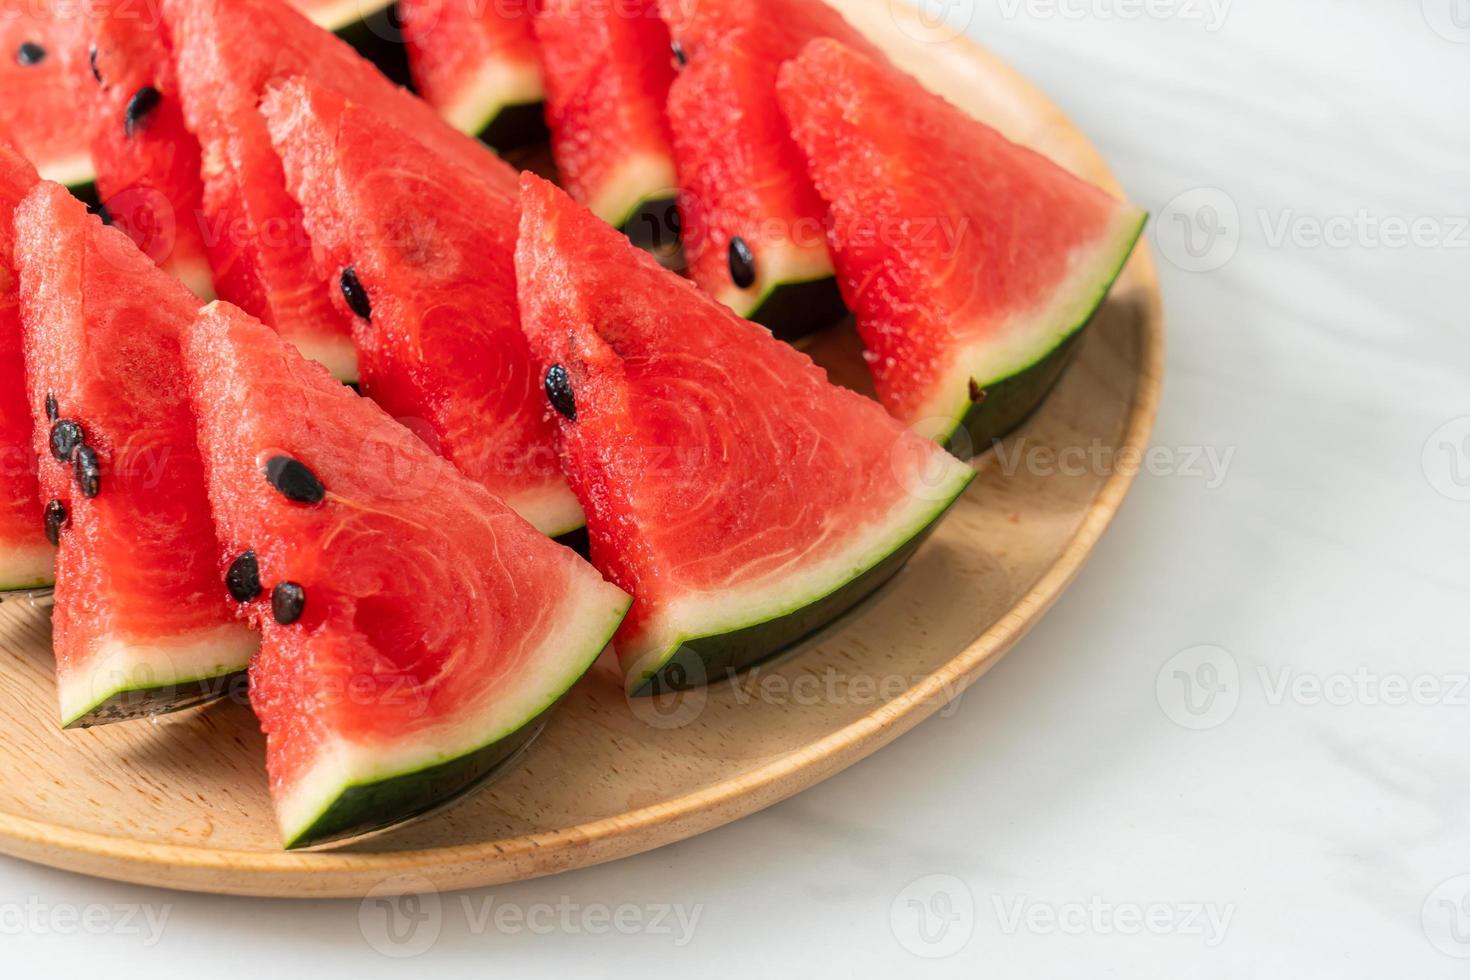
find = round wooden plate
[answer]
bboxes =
[0,0,1163,897]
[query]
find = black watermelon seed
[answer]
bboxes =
[44,394,57,421]
[271,581,305,625]
[671,40,687,67]
[340,265,371,320]
[124,85,161,138]
[968,379,986,404]
[74,445,100,499]
[43,499,67,546]
[264,454,326,504]
[728,236,756,289]
[49,420,83,462]
[545,364,576,421]
[88,44,100,83]
[16,41,45,66]
[226,550,262,602]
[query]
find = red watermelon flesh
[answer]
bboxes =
[180,299,628,848]
[534,0,677,230]
[161,0,508,382]
[261,76,580,536]
[14,182,257,727]
[400,0,544,147]
[83,0,214,300]
[0,142,49,592]
[0,2,92,188]
[515,174,974,694]
[659,0,882,325]
[777,39,1147,449]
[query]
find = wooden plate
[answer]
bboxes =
[0,0,1163,897]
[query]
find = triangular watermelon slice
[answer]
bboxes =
[0,2,93,191]
[161,0,509,382]
[515,174,975,695]
[658,0,883,338]
[778,40,1147,452]
[14,182,257,727]
[400,0,546,150]
[261,75,581,536]
[179,299,629,849]
[0,142,50,593]
[534,0,678,239]
[83,0,215,299]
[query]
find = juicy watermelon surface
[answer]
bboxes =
[659,0,881,331]
[0,143,49,592]
[778,40,1146,449]
[162,0,506,382]
[400,0,544,148]
[85,0,215,299]
[515,174,974,694]
[0,1,92,188]
[15,183,256,727]
[181,299,628,848]
[534,0,678,230]
[263,76,581,536]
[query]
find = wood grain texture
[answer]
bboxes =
[0,0,1164,897]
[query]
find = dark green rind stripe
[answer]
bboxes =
[64,669,247,730]
[946,212,1149,460]
[619,196,682,269]
[0,577,53,593]
[287,712,549,850]
[748,275,848,343]
[629,482,972,697]
[335,7,413,90]
[477,102,549,153]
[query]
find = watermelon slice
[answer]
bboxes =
[515,174,975,695]
[658,0,882,338]
[161,0,505,382]
[0,143,50,593]
[778,40,1147,452]
[83,0,215,300]
[400,0,546,150]
[261,76,581,536]
[180,299,629,849]
[14,182,257,727]
[0,1,93,190]
[534,0,678,240]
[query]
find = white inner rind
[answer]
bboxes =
[0,543,55,592]
[587,152,678,229]
[441,60,545,137]
[57,624,259,727]
[38,152,96,190]
[714,236,836,319]
[165,254,218,303]
[910,206,1147,444]
[620,452,976,692]
[505,484,586,540]
[303,0,396,32]
[275,572,631,846]
[288,330,359,385]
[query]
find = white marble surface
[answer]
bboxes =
[4,2,1468,976]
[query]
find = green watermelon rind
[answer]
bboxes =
[278,586,631,850]
[924,207,1149,457]
[715,246,848,341]
[302,0,396,33]
[624,461,976,697]
[438,62,547,152]
[0,546,55,592]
